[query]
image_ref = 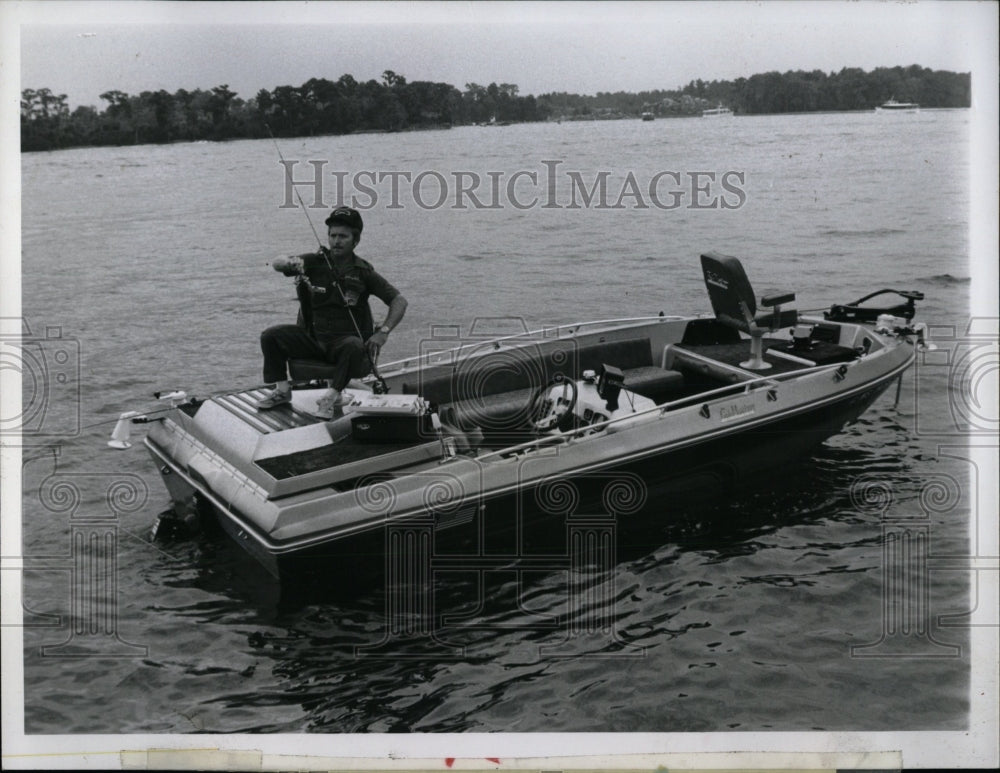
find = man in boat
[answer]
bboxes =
[256,207,407,416]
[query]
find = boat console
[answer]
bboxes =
[525,368,657,435]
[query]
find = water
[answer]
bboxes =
[17,110,976,735]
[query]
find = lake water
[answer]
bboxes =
[15,110,980,738]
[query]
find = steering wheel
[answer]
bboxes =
[528,376,579,433]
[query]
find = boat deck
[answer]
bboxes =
[678,338,858,377]
[254,437,435,481]
[213,388,319,432]
[222,337,860,487]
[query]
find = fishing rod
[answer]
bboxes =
[265,124,389,393]
[265,123,324,250]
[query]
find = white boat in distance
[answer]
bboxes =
[702,104,733,117]
[134,253,931,584]
[875,99,920,113]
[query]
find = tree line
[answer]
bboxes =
[543,65,970,118]
[21,65,970,152]
[20,71,544,152]
[680,65,971,115]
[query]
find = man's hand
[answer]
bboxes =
[366,330,389,362]
[272,255,304,275]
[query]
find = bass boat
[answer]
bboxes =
[134,253,929,582]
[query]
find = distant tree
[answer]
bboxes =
[382,70,406,88]
[21,88,38,119]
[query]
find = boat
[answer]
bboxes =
[875,99,920,113]
[133,253,929,583]
[702,104,733,118]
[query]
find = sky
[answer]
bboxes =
[9,0,994,109]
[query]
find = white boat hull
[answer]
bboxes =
[145,312,915,582]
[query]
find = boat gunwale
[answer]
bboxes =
[375,315,687,378]
[473,338,910,461]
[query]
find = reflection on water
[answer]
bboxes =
[113,415,967,733]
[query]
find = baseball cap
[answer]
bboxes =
[325,207,364,233]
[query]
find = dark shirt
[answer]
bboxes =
[296,251,400,341]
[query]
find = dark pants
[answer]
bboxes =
[261,325,369,390]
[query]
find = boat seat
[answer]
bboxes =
[438,365,685,432]
[663,344,758,385]
[438,387,536,434]
[680,318,742,346]
[700,251,798,370]
[288,359,341,381]
[620,366,685,401]
[424,339,685,437]
[404,336,685,405]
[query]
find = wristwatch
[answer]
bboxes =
[377,325,391,335]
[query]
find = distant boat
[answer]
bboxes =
[702,104,733,118]
[875,99,920,113]
[641,111,654,121]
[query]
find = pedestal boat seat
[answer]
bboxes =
[288,359,342,383]
[700,251,798,370]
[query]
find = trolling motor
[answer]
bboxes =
[825,288,924,323]
[826,288,932,350]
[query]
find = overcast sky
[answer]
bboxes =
[11,1,994,108]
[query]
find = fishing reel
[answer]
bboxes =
[273,256,327,296]
[294,274,326,295]
[272,255,304,276]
